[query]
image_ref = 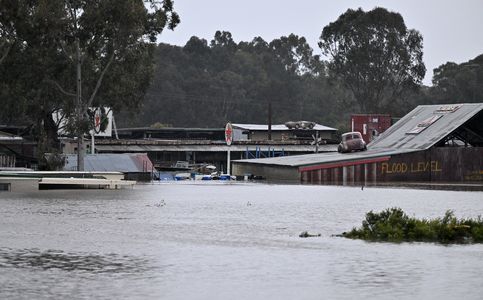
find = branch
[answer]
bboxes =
[86,51,115,107]
[59,40,74,62]
[0,41,13,65]
[46,79,77,97]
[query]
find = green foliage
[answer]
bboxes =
[39,151,66,171]
[343,208,483,243]
[319,7,426,113]
[0,0,179,162]
[120,32,344,128]
[429,54,483,104]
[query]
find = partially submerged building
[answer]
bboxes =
[93,123,338,172]
[0,128,36,169]
[232,103,483,185]
[63,153,154,181]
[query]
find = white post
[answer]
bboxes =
[315,131,319,153]
[227,148,231,175]
[91,132,95,154]
[112,115,119,140]
[224,122,233,175]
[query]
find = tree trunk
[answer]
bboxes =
[76,38,84,171]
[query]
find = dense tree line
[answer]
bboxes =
[0,0,179,168]
[2,4,482,138]
[120,7,449,129]
[319,8,426,114]
[120,31,353,129]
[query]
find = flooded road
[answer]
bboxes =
[1,183,482,299]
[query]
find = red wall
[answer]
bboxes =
[350,114,392,143]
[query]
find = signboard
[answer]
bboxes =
[53,107,113,137]
[225,122,233,146]
[90,107,113,137]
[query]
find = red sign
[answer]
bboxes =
[225,123,233,146]
[94,108,101,133]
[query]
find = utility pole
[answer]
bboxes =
[76,37,84,171]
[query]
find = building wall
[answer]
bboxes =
[351,114,392,143]
[300,147,483,185]
[248,130,333,142]
[378,147,483,183]
[0,178,38,192]
[232,163,299,182]
[300,158,385,185]
[250,131,286,141]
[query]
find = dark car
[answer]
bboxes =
[338,132,367,153]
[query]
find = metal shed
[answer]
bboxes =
[64,153,154,181]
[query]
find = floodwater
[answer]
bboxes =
[0,182,482,300]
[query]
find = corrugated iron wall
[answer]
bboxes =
[301,161,380,185]
[351,114,392,143]
[300,148,483,185]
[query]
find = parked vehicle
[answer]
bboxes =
[284,121,315,130]
[338,132,367,153]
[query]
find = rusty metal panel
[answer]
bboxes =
[351,114,392,143]
[377,151,432,182]
[430,148,483,182]
[376,148,483,183]
[300,147,483,184]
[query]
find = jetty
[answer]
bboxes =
[0,171,135,192]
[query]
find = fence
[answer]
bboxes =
[0,155,16,168]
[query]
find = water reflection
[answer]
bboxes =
[1,184,482,299]
[0,247,151,274]
[328,242,426,299]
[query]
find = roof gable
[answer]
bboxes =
[369,103,483,150]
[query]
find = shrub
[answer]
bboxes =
[343,208,483,244]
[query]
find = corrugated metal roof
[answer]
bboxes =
[95,144,338,152]
[232,123,337,131]
[117,127,224,132]
[234,148,418,167]
[64,153,153,172]
[233,103,483,168]
[0,130,23,141]
[369,103,483,150]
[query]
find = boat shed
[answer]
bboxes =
[232,103,483,185]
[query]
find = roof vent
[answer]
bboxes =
[435,104,462,113]
[406,115,443,135]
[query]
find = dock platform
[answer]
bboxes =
[0,171,135,192]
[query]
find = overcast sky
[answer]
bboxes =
[159,0,483,85]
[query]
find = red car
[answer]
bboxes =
[338,132,367,153]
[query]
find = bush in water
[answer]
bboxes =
[343,208,483,243]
